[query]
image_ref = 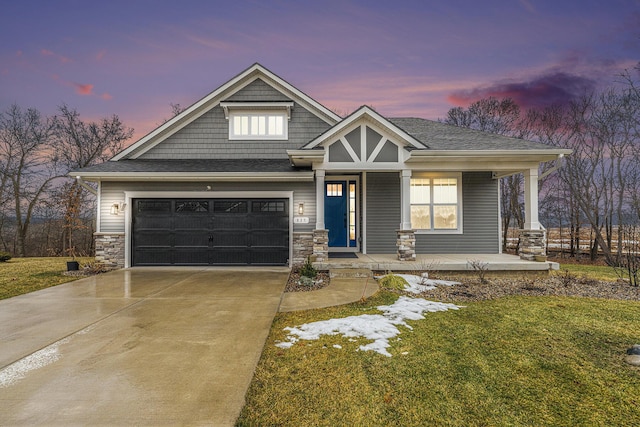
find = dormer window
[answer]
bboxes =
[220,101,293,140]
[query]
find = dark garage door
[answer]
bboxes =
[132,198,289,266]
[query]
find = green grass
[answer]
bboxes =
[0,257,92,300]
[238,291,640,426]
[556,263,621,282]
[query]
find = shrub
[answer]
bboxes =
[379,273,408,290]
[0,252,12,262]
[298,276,315,287]
[300,256,317,279]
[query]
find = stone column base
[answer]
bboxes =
[312,229,329,263]
[292,232,314,266]
[95,233,125,268]
[518,229,547,261]
[397,229,416,261]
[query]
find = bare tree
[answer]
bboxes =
[445,98,524,251]
[52,105,133,256]
[0,104,58,256]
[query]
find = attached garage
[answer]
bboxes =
[132,198,290,266]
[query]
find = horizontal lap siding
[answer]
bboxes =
[99,181,315,233]
[366,172,401,253]
[138,79,331,159]
[415,172,499,253]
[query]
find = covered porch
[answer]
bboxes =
[313,252,559,273]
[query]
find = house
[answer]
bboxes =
[71,63,571,269]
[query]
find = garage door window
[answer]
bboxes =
[214,201,247,213]
[176,201,209,212]
[138,200,171,212]
[253,201,285,212]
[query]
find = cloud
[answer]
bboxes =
[74,83,94,95]
[101,92,112,100]
[448,72,597,110]
[40,48,71,63]
[96,50,106,61]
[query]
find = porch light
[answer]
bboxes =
[110,202,126,215]
[298,202,304,215]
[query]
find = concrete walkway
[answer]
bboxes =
[0,267,288,426]
[279,275,379,312]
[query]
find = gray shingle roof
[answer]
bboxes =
[72,159,302,174]
[389,117,559,151]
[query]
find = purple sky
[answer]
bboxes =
[1,0,638,142]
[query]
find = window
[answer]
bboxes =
[326,183,343,197]
[410,176,461,232]
[229,112,287,140]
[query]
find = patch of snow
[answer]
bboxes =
[275,296,462,357]
[333,344,342,349]
[396,274,460,294]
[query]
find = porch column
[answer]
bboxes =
[523,167,541,230]
[315,169,325,230]
[400,169,412,230]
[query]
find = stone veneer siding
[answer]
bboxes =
[312,229,329,263]
[95,233,125,268]
[292,232,314,266]
[518,229,547,261]
[397,229,416,261]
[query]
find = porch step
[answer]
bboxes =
[329,268,373,279]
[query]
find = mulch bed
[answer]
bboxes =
[286,270,331,292]
[410,273,640,302]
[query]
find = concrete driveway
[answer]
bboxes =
[0,267,289,426]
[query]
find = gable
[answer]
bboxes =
[324,121,406,166]
[113,64,340,161]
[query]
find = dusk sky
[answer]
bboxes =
[1,0,639,142]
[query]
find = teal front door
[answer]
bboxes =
[325,180,357,248]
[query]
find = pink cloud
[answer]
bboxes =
[41,49,54,56]
[96,50,106,61]
[101,92,113,100]
[74,83,94,96]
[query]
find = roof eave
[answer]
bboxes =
[69,171,314,182]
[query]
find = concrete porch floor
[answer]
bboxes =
[314,253,559,272]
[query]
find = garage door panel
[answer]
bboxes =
[251,230,289,247]
[135,231,173,247]
[174,231,209,247]
[132,198,289,266]
[250,249,289,265]
[210,249,249,265]
[174,249,209,265]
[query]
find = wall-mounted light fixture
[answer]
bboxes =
[298,202,304,215]
[110,202,126,215]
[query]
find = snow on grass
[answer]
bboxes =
[395,274,460,294]
[276,296,462,357]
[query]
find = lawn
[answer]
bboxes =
[238,291,640,426]
[0,257,92,300]
[556,263,621,282]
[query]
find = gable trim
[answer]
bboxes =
[112,63,341,161]
[303,106,427,151]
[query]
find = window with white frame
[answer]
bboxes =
[410,175,461,232]
[229,111,288,140]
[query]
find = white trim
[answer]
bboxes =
[362,172,367,254]
[122,190,294,268]
[228,110,288,140]
[74,172,314,182]
[367,136,389,163]
[96,181,102,233]
[339,137,360,162]
[220,101,294,119]
[411,172,464,235]
[304,106,427,150]
[497,177,503,254]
